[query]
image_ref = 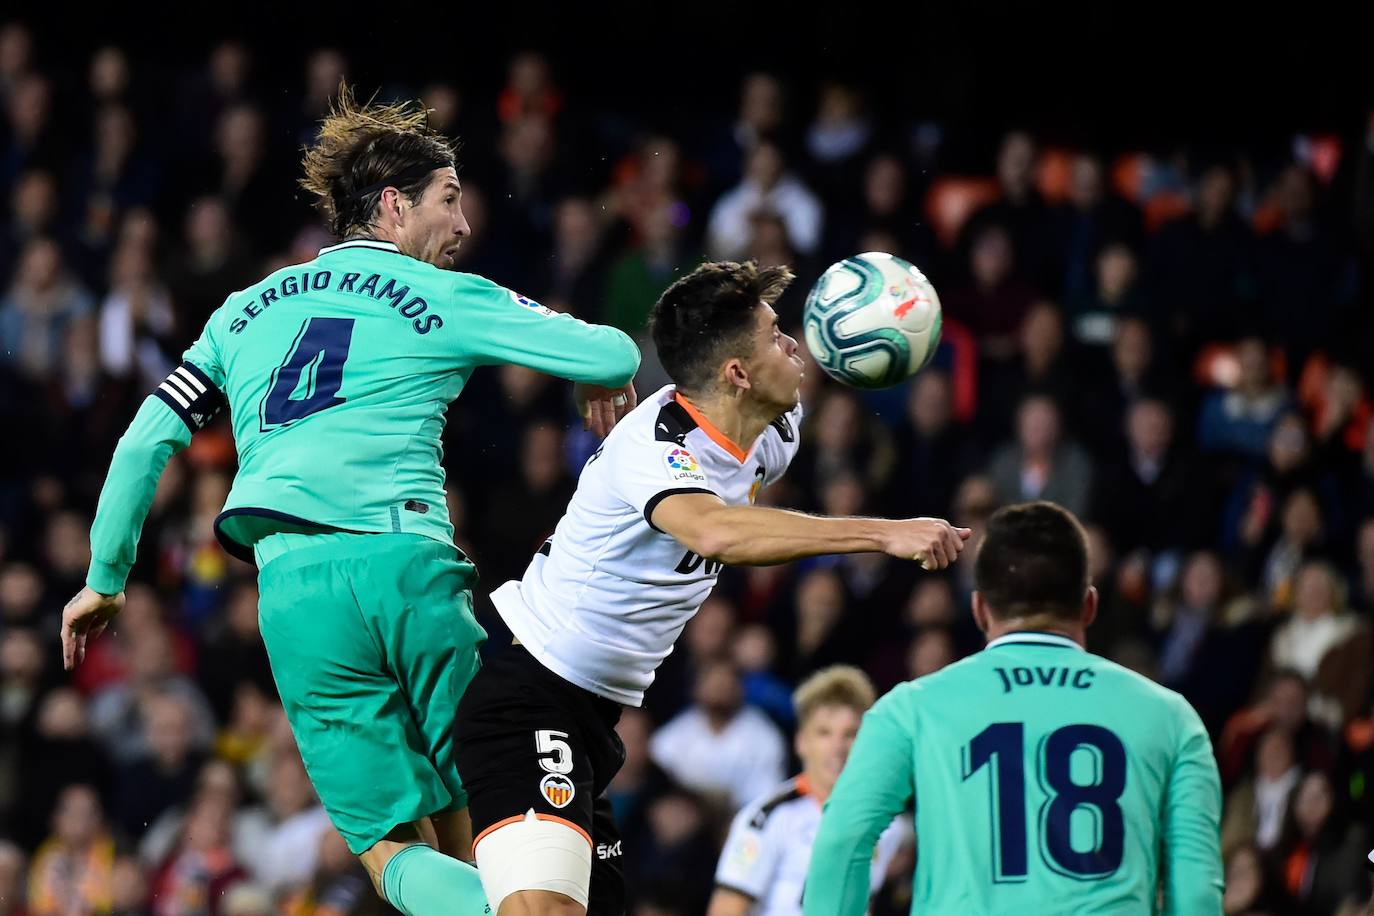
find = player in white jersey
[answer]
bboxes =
[452,261,969,916]
[709,667,908,916]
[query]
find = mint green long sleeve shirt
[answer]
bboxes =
[87,239,639,594]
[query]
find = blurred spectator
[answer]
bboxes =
[1221,844,1285,915]
[0,22,33,102]
[27,785,115,916]
[12,689,112,851]
[1147,161,1254,354]
[1355,517,1374,612]
[1254,165,1356,368]
[1253,489,1327,612]
[0,841,25,916]
[804,82,873,206]
[1150,551,1263,733]
[477,421,576,590]
[173,42,253,160]
[602,199,697,336]
[110,853,150,916]
[0,238,95,381]
[68,104,158,276]
[496,52,562,125]
[960,131,1055,291]
[139,760,269,874]
[607,707,674,851]
[195,584,272,725]
[731,624,794,728]
[1054,153,1143,300]
[487,114,564,268]
[906,627,956,679]
[1221,727,1300,855]
[945,223,1037,362]
[242,753,329,896]
[278,829,377,916]
[887,369,975,520]
[149,793,246,916]
[1273,770,1369,913]
[1092,398,1207,555]
[791,388,895,501]
[98,242,174,387]
[537,197,611,317]
[987,394,1093,516]
[706,141,822,260]
[629,790,718,916]
[977,301,1077,445]
[114,693,208,841]
[1064,241,1148,352]
[648,661,786,811]
[1198,335,1294,461]
[291,49,347,147]
[1269,560,1362,697]
[706,73,787,188]
[89,624,215,763]
[163,198,257,344]
[2,75,57,194]
[1218,671,1336,787]
[0,169,58,281]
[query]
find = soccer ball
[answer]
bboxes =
[803,252,943,390]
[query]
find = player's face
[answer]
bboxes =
[401,168,470,268]
[796,704,862,792]
[744,304,805,412]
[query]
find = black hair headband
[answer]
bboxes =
[349,160,448,200]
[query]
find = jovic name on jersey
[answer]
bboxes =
[491,385,804,707]
[717,776,905,916]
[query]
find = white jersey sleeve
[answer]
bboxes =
[601,428,719,527]
[715,790,787,899]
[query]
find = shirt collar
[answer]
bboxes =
[317,238,402,256]
[984,631,1085,652]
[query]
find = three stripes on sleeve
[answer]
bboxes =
[153,362,227,432]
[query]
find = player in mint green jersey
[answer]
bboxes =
[59,88,640,916]
[804,501,1223,915]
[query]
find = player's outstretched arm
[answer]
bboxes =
[651,492,970,568]
[1161,701,1225,915]
[65,392,204,669]
[803,694,915,916]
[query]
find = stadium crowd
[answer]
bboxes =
[2,21,1374,916]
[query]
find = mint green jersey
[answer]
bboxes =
[803,631,1223,916]
[86,238,640,593]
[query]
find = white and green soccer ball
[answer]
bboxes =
[803,251,943,390]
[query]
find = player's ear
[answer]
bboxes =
[723,358,751,394]
[1081,586,1099,630]
[971,591,991,636]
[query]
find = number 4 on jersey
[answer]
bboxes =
[259,317,355,430]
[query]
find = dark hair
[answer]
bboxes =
[648,260,794,395]
[974,501,1089,621]
[300,84,457,238]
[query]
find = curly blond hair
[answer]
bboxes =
[300,83,457,238]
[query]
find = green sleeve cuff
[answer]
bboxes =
[86,559,128,597]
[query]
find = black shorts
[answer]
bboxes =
[454,645,626,915]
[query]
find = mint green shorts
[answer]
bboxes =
[256,532,487,853]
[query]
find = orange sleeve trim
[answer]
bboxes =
[674,392,750,463]
[470,813,594,857]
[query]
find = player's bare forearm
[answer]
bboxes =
[651,494,970,568]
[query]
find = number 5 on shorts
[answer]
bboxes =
[535,730,573,774]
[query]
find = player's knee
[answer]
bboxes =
[474,811,591,915]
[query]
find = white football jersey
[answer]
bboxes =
[715,775,908,916]
[490,385,804,706]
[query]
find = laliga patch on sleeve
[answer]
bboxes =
[663,446,707,483]
[509,288,557,317]
[730,832,761,871]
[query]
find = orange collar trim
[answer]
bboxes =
[795,774,813,796]
[673,392,750,463]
